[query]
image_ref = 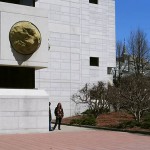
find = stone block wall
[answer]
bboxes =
[0,89,49,133]
[35,0,116,117]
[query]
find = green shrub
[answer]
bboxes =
[143,112,150,122]
[140,112,150,129]
[128,121,141,128]
[70,119,81,125]
[141,122,150,129]
[70,115,96,126]
[81,115,96,126]
[114,120,150,130]
[82,109,93,115]
[113,121,141,129]
[82,108,109,118]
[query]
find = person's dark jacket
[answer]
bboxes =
[54,107,64,118]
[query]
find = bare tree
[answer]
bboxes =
[107,84,122,112]
[118,75,150,122]
[113,40,129,85]
[128,29,150,75]
[72,82,109,118]
[90,82,109,116]
[115,41,124,82]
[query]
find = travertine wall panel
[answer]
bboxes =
[36,0,115,117]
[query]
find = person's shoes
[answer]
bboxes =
[58,128,61,130]
[49,129,53,131]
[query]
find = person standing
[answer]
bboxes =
[53,103,64,130]
[49,102,53,131]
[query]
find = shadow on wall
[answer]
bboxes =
[11,47,32,65]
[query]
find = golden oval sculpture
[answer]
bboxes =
[9,21,41,55]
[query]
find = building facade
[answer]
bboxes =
[35,0,116,117]
[0,0,115,133]
[0,0,49,133]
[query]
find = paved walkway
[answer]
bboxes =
[0,125,150,150]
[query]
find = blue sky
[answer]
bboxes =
[116,0,150,42]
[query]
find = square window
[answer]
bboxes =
[0,66,35,89]
[0,0,20,4]
[90,57,99,66]
[0,0,35,6]
[89,0,98,4]
[107,67,113,74]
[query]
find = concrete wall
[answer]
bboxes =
[0,89,49,134]
[0,2,48,69]
[0,0,115,133]
[0,2,49,133]
[35,0,116,117]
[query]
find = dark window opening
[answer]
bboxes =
[107,67,113,74]
[89,0,98,4]
[90,57,99,66]
[0,66,35,89]
[0,0,35,7]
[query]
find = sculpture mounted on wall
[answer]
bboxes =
[9,21,41,55]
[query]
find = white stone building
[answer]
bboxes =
[0,0,115,133]
[35,0,116,116]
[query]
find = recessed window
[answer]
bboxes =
[107,67,113,74]
[89,0,98,4]
[0,0,35,7]
[0,66,35,89]
[90,57,99,66]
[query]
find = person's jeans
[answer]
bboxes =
[53,117,62,130]
[49,121,52,131]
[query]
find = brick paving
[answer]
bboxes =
[0,126,150,150]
